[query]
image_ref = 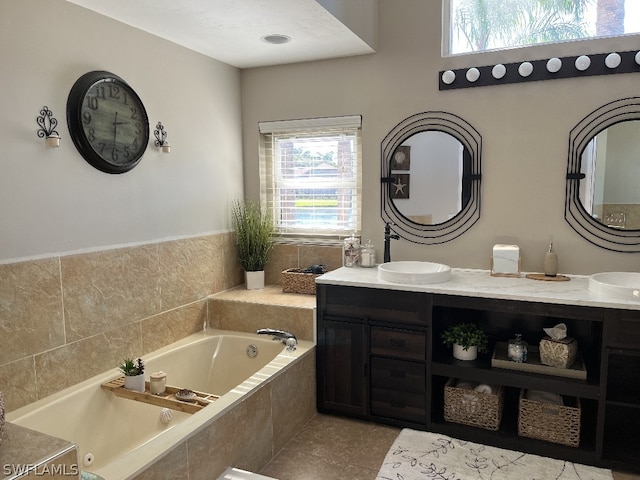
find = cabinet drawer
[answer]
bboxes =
[605,313,640,348]
[370,387,426,423]
[371,327,426,361]
[371,357,426,393]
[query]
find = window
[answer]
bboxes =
[445,0,640,56]
[259,116,362,241]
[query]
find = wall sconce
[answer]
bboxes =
[36,106,60,147]
[154,122,171,153]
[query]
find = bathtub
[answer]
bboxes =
[7,329,314,479]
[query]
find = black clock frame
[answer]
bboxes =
[67,71,150,174]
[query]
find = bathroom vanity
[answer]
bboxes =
[315,267,640,473]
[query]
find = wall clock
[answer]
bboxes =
[67,71,150,174]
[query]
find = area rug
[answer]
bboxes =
[377,429,613,480]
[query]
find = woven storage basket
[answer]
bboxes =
[539,336,578,368]
[281,268,320,295]
[444,378,505,431]
[518,389,581,447]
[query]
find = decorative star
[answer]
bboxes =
[393,179,406,194]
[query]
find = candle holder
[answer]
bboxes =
[154,122,171,153]
[36,106,60,147]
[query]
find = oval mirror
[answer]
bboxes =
[381,112,482,244]
[579,120,640,230]
[565,97,640,252]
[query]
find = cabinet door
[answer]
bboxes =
[317,319,368,416]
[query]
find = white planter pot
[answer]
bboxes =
[453,344,478,361]
[245,270,265,290]
[124,374,146,392]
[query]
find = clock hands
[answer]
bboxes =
[112,111,127,148]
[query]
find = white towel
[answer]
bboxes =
[473,384,494,395]
[526,390,564,405]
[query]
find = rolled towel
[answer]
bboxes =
[455,380,478,390]
[526,389,564,405]
[473,384,494,395]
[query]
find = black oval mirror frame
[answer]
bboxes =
[381,112,482,244]
[565,97,640,252]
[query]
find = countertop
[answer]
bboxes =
[316,267,640,311]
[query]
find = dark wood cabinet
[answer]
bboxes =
[316,283,640,473]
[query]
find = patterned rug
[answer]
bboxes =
[377,429,613,480]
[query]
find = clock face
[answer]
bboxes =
[67,71,149,174]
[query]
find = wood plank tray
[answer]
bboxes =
[101,376,219,414]
[491,342,587,380]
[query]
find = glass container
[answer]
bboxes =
[508,333,528,363]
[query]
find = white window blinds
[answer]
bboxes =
[259,116,362,241]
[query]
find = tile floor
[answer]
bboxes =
[259,414,640,480]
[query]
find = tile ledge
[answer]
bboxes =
[209,285,316,309]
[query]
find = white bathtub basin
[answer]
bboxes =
[378,261,451,285]
[588,272,640,301]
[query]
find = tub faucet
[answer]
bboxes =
[384,222,400,263]
[256,328,297,351]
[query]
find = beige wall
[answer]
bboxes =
[0,0,243,261]
[241,0,640,275]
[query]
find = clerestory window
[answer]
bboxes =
[445,0,640,56]
[258,116,362,242]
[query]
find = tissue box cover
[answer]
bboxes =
[539,336,578,368]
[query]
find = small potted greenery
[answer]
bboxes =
[231,199,275,289]
[442,323,489,361]
[119,357,145,392]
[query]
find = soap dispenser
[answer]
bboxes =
[544,241,558,277]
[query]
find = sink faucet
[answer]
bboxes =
[256,328,297,351]
[383,222,400,263]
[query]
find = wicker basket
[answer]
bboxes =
[281,268,320,295]
[518,389,581,447]
[444,378,505,431]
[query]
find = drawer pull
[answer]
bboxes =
[390,369,406,378]
[390,338,407,348]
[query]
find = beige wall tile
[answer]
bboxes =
[132,441,188,480]
[265,244,299,285]
[222,232,244,289]
[271,350,316,454]
[187,385,273,480]
[0,258,64,365]
[35,324,143,399]
[0,356,37,412]
[158,236,224,310]
[141,301,206,354]
[61,246,161,342]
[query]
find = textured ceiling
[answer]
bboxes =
[66,0,376,68]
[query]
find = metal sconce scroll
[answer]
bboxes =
[440,49,640,90]
[154,122,171,153]
[36,106,60,147]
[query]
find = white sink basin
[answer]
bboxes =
[588,272,640,301]
[378,261,451,285]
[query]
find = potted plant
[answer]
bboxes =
[119,357,145,392]
[442,323,489,361]
[231,199,275,289]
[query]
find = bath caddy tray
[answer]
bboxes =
[101,376,219,414]
[491,342,587,380]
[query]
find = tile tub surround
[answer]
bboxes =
[208,285,316,342]
[8,330,316,480]
[0,423,78,480]
[317,266,640,310]
[0,232,243,413]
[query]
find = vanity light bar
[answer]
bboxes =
[439,49,640,90]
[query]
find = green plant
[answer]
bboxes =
[442,323,489,353]
[231,199,275,272]
[119,357,144,376]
